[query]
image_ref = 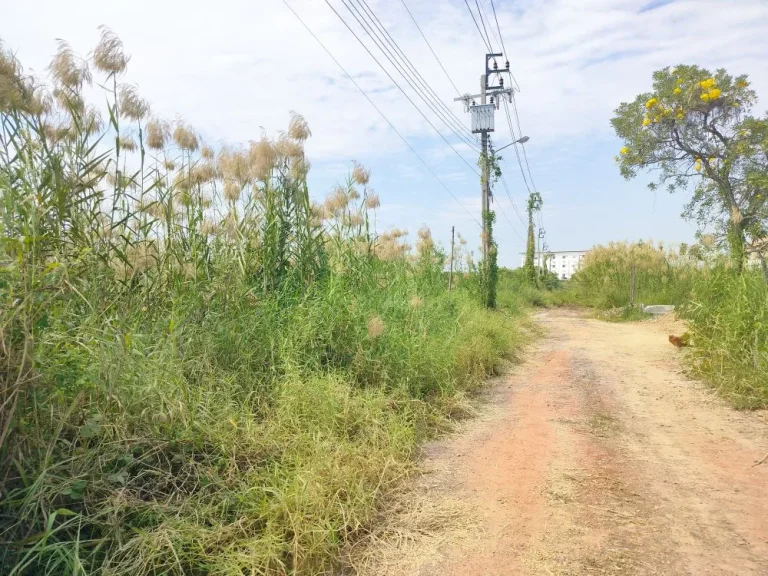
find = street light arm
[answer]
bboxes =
[495,135,529,153]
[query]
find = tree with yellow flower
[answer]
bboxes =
[612,65,768,273]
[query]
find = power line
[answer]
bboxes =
[399,0,462,97]
[499,174,527,226]
[474,0,495,52]
[352,0,480,151]
[488,0,508,59]
[502,98,532,194]
[511,93,538,192]
[331,0,481,174]
[282,0,481,228]
[493,198,525,242]
[463,0,492,52]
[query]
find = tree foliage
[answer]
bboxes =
[611,65,768,270]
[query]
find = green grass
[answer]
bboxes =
[0,35,525,574]
[678,266,768,409]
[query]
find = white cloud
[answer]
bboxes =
[3,0,767,265]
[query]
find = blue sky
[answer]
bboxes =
[3,0,768,267]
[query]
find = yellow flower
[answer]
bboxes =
[620,146,629,155]
[673,87,682,95]
[699,77,716,90]
[676,111,685,119]
[645,97,658,109]
[700,93,711,102]
[736,80,747,88]
[733,102,740,108]
[642,117,651,126]
[676,77,683,85]
[709,88,721,99]
[694,158,702,172]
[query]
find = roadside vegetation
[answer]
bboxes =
[523,238,767,408]
[517,63,768,408]
[610,65,768,409]
[0,32,526,574]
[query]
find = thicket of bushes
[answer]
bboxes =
[0,33,523,574]
[556,241,768,408]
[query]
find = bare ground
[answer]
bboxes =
[346,309,768,576]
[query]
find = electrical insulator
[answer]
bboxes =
[490,96,494,104]
[506,61,510,69]
[499,77,504,88]
[493,60,498,70]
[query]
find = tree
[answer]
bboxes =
[612,66,768,272]
[523,191,542,284]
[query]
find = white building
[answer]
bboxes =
[520,250,588,280]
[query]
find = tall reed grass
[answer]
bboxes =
[564,241,700,308]
[555,241,768,408]
[679,267,768,408]
[0,32,523,574]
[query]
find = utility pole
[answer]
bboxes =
[455,54,515,261]
[537,227,545,279]
[449,225,455,293]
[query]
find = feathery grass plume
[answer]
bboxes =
[364,193,380,210]
[137,198,165,220]
[290,156,310,181]
[190,162,217,186]
[367,315,385,338]
[416,225,435,258]
[92,26,128,75]
[0,43,21,111]
[49,40,91,90]
[173,122,199,151]
[126,240,158,273]
[275,134,303,160]
[375,228,410,261]
[222,212,238,240]
[163,158,176,171]
[119,135,137,152]
[352,161,371,186]
[172,171,191,192]
[345,212,364,227]
[145,118,169,150]
[248,136,276,181]
[324,186,349,217]
[199,219,219,236]
[348,186,361,201]
[223,180,241,202]
[218,146,251,184]
[287,111,311,141]
[310,201,326,227]
[118,85,149,121]
[84,105,103,136]
[0,43,45,114]
[201,145,215,160]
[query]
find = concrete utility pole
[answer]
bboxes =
[537,227,546,278]
[455,54,515,261]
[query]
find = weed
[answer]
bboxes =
[0,33,523,574]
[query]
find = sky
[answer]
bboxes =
[3,0,768,267]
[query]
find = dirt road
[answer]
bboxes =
[351,309,768,575]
